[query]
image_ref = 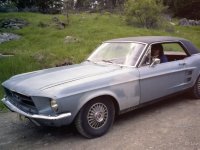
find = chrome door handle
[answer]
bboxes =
[179,62,186,66]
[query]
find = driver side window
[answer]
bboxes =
[140,42,188,67]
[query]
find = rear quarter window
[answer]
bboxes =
[162,43,188,62]
[162,43,186,53]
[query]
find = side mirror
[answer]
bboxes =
[150,58,160,67]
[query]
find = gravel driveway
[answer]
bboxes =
[1,94,200,150]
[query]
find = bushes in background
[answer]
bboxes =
[125,0,166,28]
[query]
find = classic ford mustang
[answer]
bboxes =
[1,36,200,138]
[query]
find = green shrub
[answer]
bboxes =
[125,0,166,28]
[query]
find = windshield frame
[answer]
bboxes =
[87,41,148,67]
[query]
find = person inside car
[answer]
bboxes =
[151,44,168,63]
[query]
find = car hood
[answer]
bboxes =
[2,62,119,95]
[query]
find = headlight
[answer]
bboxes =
[50,99,58,112]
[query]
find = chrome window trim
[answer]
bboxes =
[137,40,190,68]
[104,41,148,45]
[97,41,148,68]
[88,40,190,68]
[134,43,148,68]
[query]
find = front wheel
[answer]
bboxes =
[191,76,200,99]
[75,98,115,138]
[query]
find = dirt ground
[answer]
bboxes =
[1,94,200,150]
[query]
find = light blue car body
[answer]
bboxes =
[2,36,200,126]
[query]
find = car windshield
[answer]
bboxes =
[88,42,145,66]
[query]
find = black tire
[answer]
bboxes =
[75,98,115,138]
[191,75,200,99]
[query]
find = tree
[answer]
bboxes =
[163,0,200,19]
[32,0,63,13]
[0,0,18,12]
[10,0,63,13]
[125,0,166,28]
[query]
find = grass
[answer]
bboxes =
[0,12,200,110]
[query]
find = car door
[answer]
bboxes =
[138,60,186,103]
[138,42,189,104]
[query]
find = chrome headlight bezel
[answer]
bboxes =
[50,99,59,112]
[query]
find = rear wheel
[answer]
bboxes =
[191,76,200,99]
[75,98,115,138]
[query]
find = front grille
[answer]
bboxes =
[4,88,38,114]
[12,91,35,106]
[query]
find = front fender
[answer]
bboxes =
[78,89,119,111]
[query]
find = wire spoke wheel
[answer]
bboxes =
[87,103,108,129]
[75,98,115,138]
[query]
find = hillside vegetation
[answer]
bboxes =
[0,12,200,110]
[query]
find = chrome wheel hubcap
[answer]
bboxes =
[87,103,108,129]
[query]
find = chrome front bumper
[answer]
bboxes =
[2,97,72,120]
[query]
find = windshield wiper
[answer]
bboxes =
[101,59,113,63]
